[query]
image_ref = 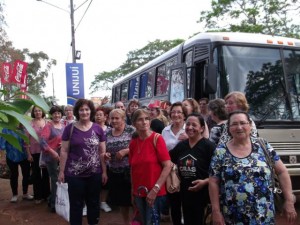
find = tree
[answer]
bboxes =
[0,3,56,97]
[199,0,300,38]
[89,39,184,94]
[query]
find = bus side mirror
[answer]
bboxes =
[204,64,217,94]
[294,74,300,95]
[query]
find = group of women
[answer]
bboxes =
[126,93,297,225]
[2,92,298,225]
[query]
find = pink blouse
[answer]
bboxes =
[27,119,47,154]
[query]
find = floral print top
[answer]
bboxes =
[209,139,280,225]
[106,125,135,169]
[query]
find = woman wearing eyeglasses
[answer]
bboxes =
[209,111,297,225]
[161,102,187,224]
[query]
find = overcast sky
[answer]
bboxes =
[4,0,211,104]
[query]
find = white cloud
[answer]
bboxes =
[4,0,211,105]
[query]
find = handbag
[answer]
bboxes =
[166,163,180,193]
[55,182,70,222]
[203,204,212,225]
[258,138,284,212]
[0,163,10,179]
[39,151,47,168]
[152,133,181,193]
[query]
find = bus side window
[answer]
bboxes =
[156,64,169,96]
[115,86,121,102]
[129,77,139,99]
[139,73,148,98]
[121,82,128,102]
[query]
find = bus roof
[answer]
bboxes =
[185,32,300,46]
[113,32,300,86]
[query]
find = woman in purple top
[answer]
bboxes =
[58,99,107,225]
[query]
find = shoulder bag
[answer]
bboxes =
[153,133,180,193]
[257,138,284,212]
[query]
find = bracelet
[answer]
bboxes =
[154,183,160,190]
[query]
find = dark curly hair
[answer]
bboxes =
[49,105,63,116]
[73,99,96,121]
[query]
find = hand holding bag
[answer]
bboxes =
[166,163,180,193]
[55,182,70,221]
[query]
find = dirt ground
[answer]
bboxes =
[0,177,171,225]
[1,177,300,225]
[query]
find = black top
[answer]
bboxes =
[170,138,216,192]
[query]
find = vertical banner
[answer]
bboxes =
[1,63,12,84]
[66,63,85,105]
[11,60,28,84]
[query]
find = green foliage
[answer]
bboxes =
[199,0,300,38]
[0,90,50,150]
[89,39,184,94]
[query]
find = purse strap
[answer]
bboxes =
[153,132,160,148]
[257,137,277,191]
[258,138,274,168]
[67,123,75,149]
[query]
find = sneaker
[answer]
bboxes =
[100,202,112,212]
[10,195,18,203]
[22,194,34,200]
[82,206,87,216]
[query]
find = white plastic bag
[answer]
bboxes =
[55,182,70,222]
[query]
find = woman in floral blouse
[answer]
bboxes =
[209,111,297,225]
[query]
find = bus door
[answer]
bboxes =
[193,60,208,100]
[169,63,187,103]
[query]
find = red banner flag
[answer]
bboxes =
[1,62,12,84]
[11,60,28,84]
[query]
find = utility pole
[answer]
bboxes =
[37,0,78,63]
[70,0,76,63]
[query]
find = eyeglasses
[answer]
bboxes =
[229,121,250,127]
[170,111,183,114]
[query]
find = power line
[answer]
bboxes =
[75,0,93,32]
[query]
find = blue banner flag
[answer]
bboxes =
[65,63,85,105]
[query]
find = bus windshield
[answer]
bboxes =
[217,45,300,122]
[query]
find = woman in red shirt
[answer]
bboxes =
[129,108,172,225]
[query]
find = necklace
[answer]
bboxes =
[137,138,146,154]
[137,131,152,153]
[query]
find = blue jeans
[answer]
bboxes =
[46,158,58,209]
[66,173,101,225]
[134,196,162,225]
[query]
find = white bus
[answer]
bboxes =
[111,32,300,192]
